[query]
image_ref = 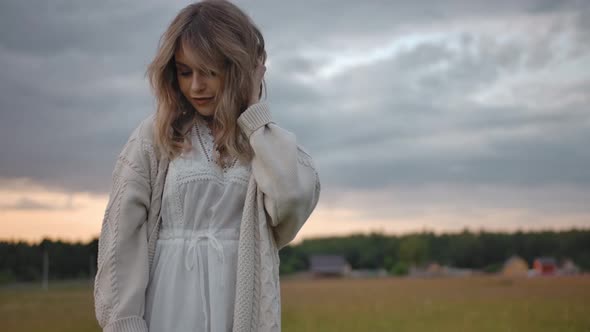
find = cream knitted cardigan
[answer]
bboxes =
[93,102,321,332]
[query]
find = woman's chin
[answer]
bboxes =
[194,106,215,118]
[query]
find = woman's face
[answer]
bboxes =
[174,45,223,118]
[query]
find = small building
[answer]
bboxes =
[533,257,557,275]
[408,262,475,278]
[559,258,580,275]
[409,262,445,278]
[502,255,529,277]
[309,255,351,277]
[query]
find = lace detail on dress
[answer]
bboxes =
[163,119,252,228]
[186,119,250,186]
[193,119,239,171]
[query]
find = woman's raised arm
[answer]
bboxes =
[237,102,321,249]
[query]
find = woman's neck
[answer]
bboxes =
[195,114,215,136]
[201,114,214,122]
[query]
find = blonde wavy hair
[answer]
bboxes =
[146,0,267,164]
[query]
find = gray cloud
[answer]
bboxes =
[0,196,74,211]
[0,0,589,227]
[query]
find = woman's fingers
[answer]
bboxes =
[250,63,266,106]
[255,63,266,83]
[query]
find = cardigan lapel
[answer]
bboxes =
[233,175,261,332]
[232,174,281,332]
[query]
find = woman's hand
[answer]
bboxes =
[248,60,266,107]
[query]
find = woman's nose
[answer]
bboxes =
[190,74,206,92]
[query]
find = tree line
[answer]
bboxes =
[0,228,588,283]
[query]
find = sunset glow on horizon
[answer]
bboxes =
[2,177,588,245]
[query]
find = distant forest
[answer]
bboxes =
[0,228,589,283]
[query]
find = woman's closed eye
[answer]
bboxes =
[178,69,216,77]
[201,69,217,77]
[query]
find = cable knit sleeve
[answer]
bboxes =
[237,102,321,249]
[93,120,153,332]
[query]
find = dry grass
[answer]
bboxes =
[0,275,588,331]
[281,275,590,332]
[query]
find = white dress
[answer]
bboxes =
[145,117,251,332]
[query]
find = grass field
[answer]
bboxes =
[0,275,589,331]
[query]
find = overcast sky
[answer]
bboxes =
[1,0,589,242]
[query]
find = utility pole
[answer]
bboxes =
[42,247,49,290]
[89,254,96,286]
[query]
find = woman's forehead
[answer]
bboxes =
[174,44,206,67]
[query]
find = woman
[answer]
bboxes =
[92,1,321,331]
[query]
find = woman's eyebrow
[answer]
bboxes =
[175,61,215,72]
[175,61,190,68]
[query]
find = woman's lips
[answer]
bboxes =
[193,97,213,105]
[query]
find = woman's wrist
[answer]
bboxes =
[248,83,263,108]
[238,102,272,138]
[248,63,265,108]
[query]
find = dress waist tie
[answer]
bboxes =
[184,231,226,332]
